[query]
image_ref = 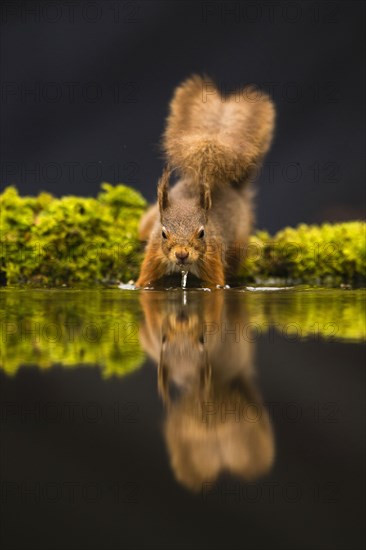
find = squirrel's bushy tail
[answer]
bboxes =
[163,75,275,187]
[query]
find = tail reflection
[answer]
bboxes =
[139,290,275,492]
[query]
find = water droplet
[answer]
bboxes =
[181,270,188,289]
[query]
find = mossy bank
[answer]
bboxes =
[1,184,365,286]
[0,184,147,286]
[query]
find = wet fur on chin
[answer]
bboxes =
[166,261,200,278]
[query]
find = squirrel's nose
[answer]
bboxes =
[175,250,189,262]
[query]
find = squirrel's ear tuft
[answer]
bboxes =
[199,182,212,210]
[157,166,171,214]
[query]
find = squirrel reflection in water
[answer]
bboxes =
[139,290,275,492]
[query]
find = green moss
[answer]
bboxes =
[0,184,147,286]
[240,221,366,286]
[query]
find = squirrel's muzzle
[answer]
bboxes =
[175,250,189,264]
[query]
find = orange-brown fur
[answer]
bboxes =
[163,74,275,186]
[136,75,275,288]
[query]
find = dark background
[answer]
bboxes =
[0,0,365,232]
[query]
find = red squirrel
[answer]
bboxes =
[136,75,275,288]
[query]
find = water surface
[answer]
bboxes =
[0,288,365,549]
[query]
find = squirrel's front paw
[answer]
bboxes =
[135,277,152,289]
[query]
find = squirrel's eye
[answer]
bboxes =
[198,228,205,239]
[162,229,168,239]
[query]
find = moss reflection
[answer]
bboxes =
[0,289,145,377]
[0,288,364,379]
